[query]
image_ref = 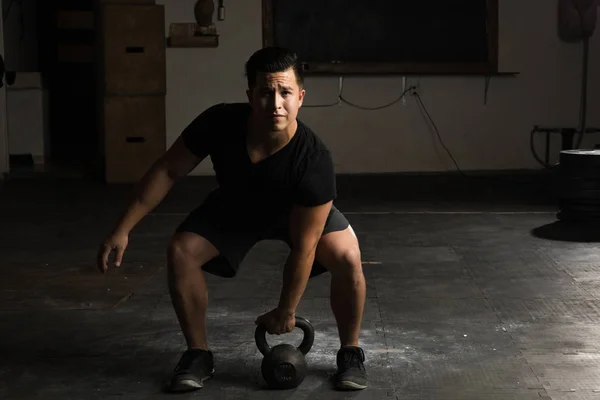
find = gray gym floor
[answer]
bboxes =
[1,172,598,399]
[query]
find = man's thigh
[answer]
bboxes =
[265,204,351,278]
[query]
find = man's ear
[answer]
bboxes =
[246,89,252,103]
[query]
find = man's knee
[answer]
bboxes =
[326,243,363,280]
[336,247,363,280]
[168,232,218,276]
[317,227,364,278]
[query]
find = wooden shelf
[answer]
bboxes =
[167,35,219,48]
[166,22,219,48]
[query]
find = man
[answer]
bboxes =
[97,47,368,392]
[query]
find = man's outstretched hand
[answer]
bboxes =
[97,232,129,273]
[255,308,296,335]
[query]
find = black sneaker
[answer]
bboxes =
[167,349,215,392]
[334,346,368,390]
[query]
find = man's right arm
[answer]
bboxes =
[111,135,207,235]
[99,104,223,272]
[110,103,225,235]
[99,135,207,272]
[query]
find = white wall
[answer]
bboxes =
[6,73,48,162]
[159,0,600,175]
[4,0,596,172]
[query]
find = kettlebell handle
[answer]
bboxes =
[255,315,315,356]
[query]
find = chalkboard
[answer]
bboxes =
[262,0,498,74]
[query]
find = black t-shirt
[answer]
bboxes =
[180,102,337,221]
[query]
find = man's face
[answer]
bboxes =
[247,67,305,133]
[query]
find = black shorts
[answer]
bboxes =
[175,189,350,278]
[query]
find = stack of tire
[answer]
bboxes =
[557,149,600,223]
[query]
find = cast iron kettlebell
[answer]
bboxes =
[254,316,315,389]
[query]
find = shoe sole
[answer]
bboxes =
[168,369,215,392]
[336,380,368,390]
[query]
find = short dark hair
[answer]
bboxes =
[245,46,304,89]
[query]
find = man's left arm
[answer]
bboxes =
[277,200,332,315]
[256,150,336,333]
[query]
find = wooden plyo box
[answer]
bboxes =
[97,4,166,95]
[100,96,166,183]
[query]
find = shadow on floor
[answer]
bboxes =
[530,221,600,243]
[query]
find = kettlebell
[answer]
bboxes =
[254,316,315,389]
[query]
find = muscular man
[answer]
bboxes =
[97,47,368,392]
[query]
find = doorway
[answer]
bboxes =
[37,0,97,175]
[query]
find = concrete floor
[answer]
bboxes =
[1,172,600,399]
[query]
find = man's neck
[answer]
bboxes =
[247,118,297,152]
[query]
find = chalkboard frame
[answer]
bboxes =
[262,0,499,75]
